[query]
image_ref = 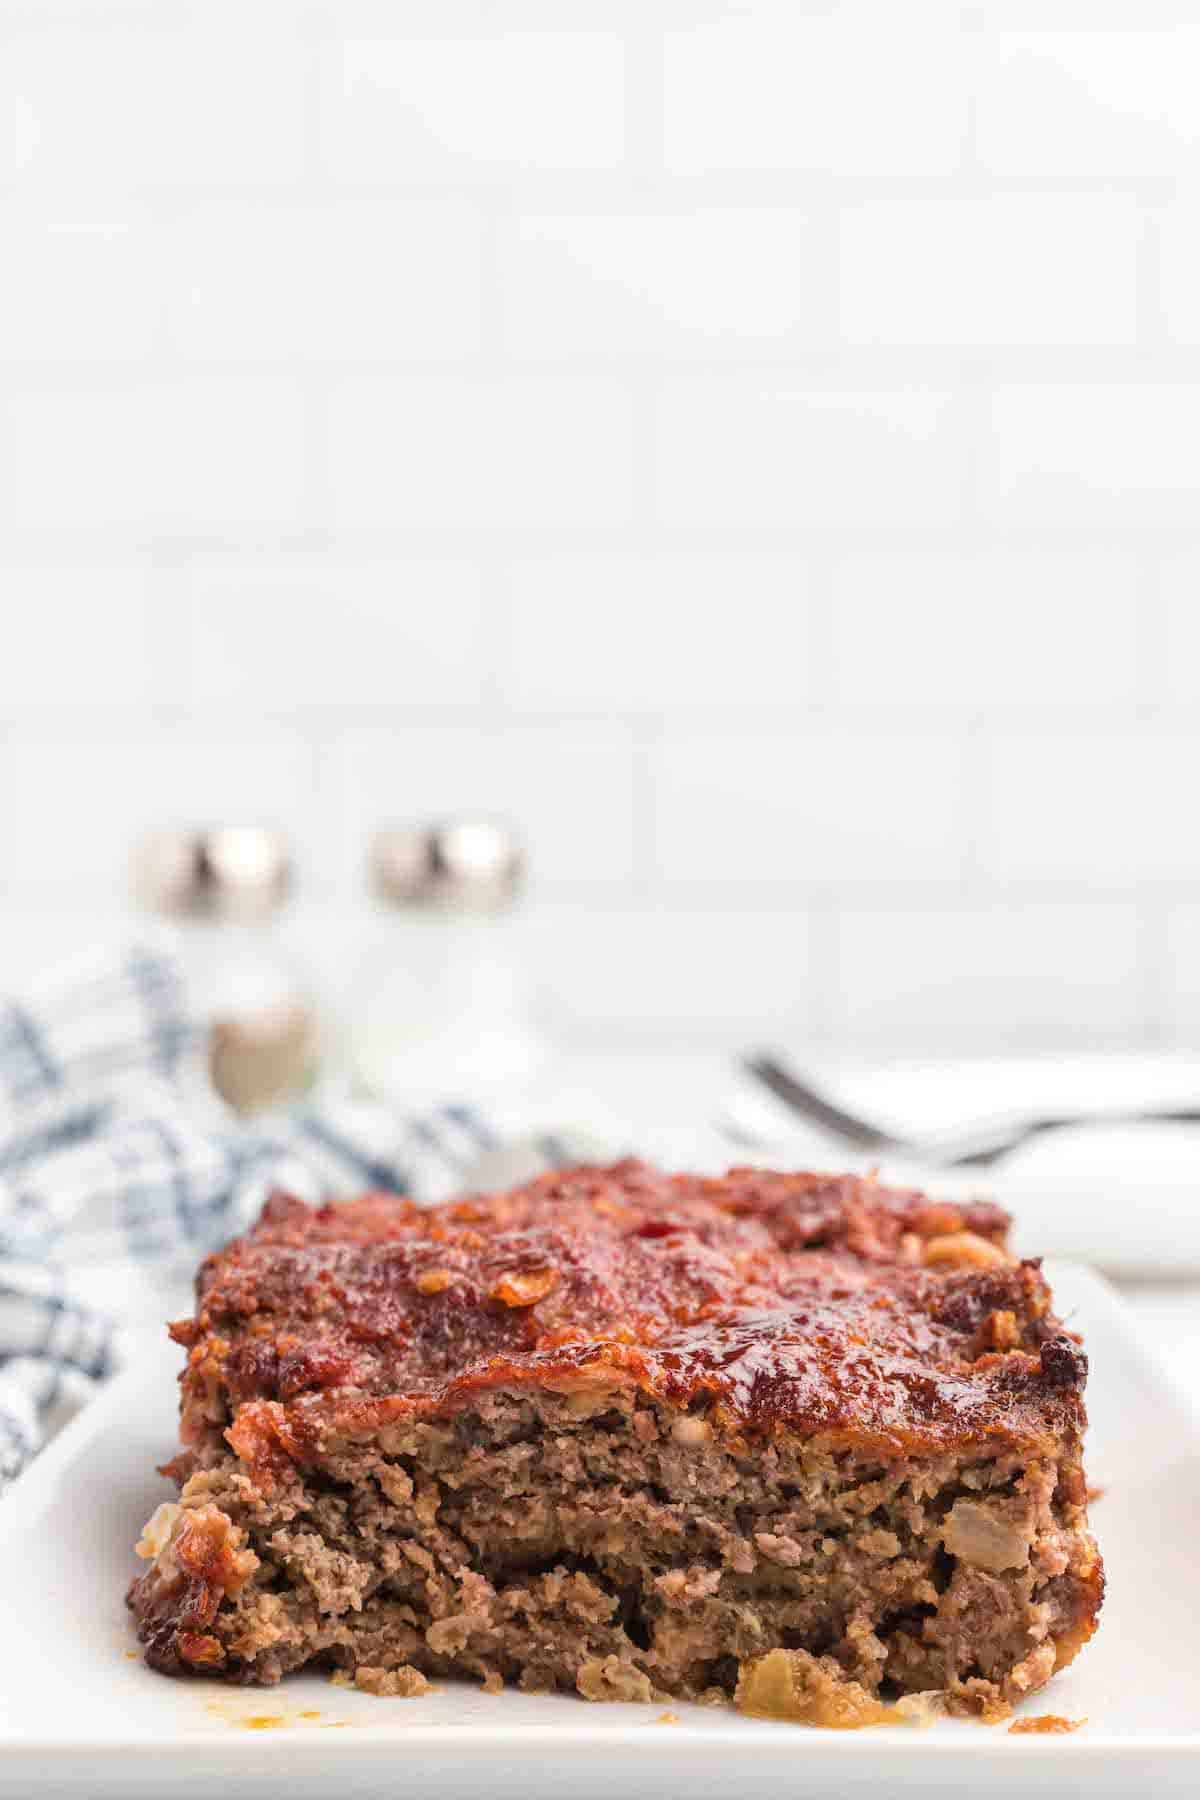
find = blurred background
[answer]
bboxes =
[0,0,1197,1063]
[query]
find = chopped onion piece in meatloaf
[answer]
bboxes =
[128,1161,1103,1722]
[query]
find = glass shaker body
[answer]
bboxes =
[133,827,318,1114]
[352,910,544,1105]
[180,917,318,1114]
[349,820,546,1108]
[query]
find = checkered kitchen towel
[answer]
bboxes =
[0,940,596,1497]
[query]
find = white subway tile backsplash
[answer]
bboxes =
[324,724,638,894]
[979,724,1200,886]
[0,211,162,362]
[833,902,1146,1048]
[828,551,1144,708]
[502,555,817,711]
[1160,552,1200,701]
[0,723,315,898]
[530,901,816,1041]
[1162,904,1200,1042]
[499,209,832,357]
[328,376,637,530]
[977,27,1200,177]
[163,202,484,364]
[663,5,968,176]
[654,386,961,530]
[652,729,967,887]
[0,12,311,191]
[322,31,625,182]
[1157,194,1200,346]
[0,0,1197,1053]
[0,564,156,706]
[980,387,1200,527]
[177,559,487,707]
[840,196,1140,348]
[0,378,310,533]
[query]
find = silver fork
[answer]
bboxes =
[742,1053,1200,1169]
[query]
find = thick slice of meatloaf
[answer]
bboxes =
[127,1161,1102,1721]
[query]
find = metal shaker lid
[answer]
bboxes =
[133,827,293,922]
[370,818,525,913]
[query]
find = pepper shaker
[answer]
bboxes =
[132,826,319,1114]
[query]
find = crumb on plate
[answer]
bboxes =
[1008,1714,1086,1735]
[332,1663,430,1697]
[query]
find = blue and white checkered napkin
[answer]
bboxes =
[0,941,588,1498]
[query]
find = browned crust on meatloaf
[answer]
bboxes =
[128,1162,1102,1719]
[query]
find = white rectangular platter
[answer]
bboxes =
[0,1263,1196,1798]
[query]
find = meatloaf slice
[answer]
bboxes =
[127,1162,1102,1722]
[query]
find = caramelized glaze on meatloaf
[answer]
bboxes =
[127,1162,1103,1721]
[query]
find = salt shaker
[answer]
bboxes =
[349,818,545,1106]
[132,826,318,1114]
